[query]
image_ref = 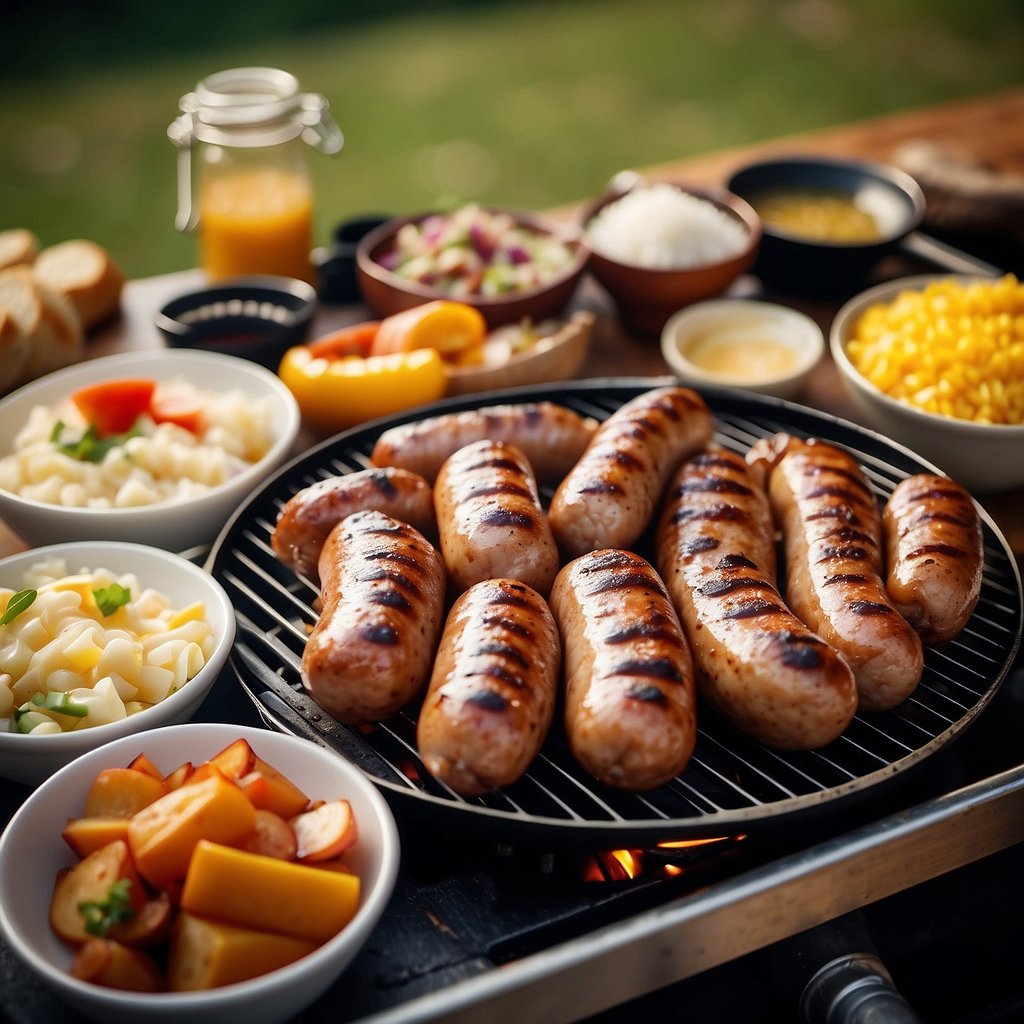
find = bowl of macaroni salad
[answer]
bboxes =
[0,541,234,785]
[0,350,300,552]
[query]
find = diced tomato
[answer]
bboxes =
[149,387,204,433]
[71,379,157,437]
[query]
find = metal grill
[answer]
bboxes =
[207,378,1023,845]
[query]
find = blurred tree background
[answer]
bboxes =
[2,0,1022,278]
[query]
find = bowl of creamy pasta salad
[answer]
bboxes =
[0,350,300,552]
[0,541,234,786]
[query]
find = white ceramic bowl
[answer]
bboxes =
[0,349,301,552]
[660,298,824,399]
[831,274,1024,494]
[0,541,234,787]
[0,722,400,1024]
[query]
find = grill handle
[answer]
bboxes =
[800,952,923,1024]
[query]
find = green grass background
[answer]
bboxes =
[3,0,1022,278]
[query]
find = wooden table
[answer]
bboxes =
[4,85,1024,561]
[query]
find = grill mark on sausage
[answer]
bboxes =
[465,455,523,474]
[806,506,859,524]
[682,535,720,555]
[677,477,753,497]
[588,570,658,594]
[482,614,532,638]
[722,598,787,619]
[466,689,510,711]
[902,486,968,503]
[691,450,745,470]
[359,623,399,645]
[803,464,872,493]
[803,485,873,509]
[717,553,758,570]
[479,507,538,529]
[774,633,826,669]
[605,620,685,645]
[583,550,638,572]
[829,526,875,544]
[480,664,526,689]
[465,482,533,501]
[907,510,977,529]
[696,576,777,598]
[670,503,747,525]
[823,573,870,586]
[487,588,538,612]
[351,520,408,538]
[816,545,871,562]
[473,641,530,669]
[356,568,423,593]
[850,600,897,616]
[368,589,413,612]
[579,479,624,496]
[625,684,669,705]
[906,542,971,560]
[366,470,401,499]
[612,658,685,683]
[364,548,423,569]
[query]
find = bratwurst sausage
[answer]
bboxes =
[656,446,857,749]
[370,401,599,484]
[748,434,923,712]
[417,578,561,796]
[434,439,559,595]
[301,510,446,724]
[884,473,983,645]
[549,549,697,790]
[271,466,435,579]
[548,385,714,559]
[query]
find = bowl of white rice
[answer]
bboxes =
[583,182,761,336]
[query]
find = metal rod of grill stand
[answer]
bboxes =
[800,953,923,1024]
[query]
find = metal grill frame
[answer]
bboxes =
[207,377,1023,845]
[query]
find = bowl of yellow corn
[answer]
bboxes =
[830,273,1024,493]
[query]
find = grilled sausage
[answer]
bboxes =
[271,467,435,580]
[370,401,599,484]
[884,473,983,645]
[417,578,561,796]
[548,386,714,559]
[301,510,446,724]
[434,440,559,596]
[748,434,923,712]
[656,446,857,749]
[549,549,697,790]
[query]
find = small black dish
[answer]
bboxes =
[314,214,392,303]
[727,155,925,297]
[155,275,317,368]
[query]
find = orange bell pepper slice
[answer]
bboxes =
[370,300,486,361]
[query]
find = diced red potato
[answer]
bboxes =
[291,799,357,863]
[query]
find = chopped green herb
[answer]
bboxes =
[53,420,142,464]
[93,582,131,616]
[1,588,36,625]
[78,878,136,937]
[49,419,66,443]
[30,691,89,718]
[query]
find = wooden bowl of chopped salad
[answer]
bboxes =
[355,203,588,329]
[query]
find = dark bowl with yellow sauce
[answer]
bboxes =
[727,155,926,296]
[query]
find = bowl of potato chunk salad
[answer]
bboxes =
[0,350,300,551]
[0,541,234,785]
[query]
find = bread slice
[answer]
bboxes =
[0,228,40,272]
[0,307,31,393]
[0,267,83,390]
[32,239,124,330]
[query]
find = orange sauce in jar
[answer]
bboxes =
[199,168,314,282]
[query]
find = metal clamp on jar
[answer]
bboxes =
[168,67,343,283]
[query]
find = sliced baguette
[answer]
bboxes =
[0,267,83,390]
[0,228,40,272]
[32,239,124,331]
[0,307,31,393]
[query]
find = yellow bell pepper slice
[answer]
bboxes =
[278,343,447,434]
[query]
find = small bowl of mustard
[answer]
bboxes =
[726,155,926,297]
[660,298,824,400]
